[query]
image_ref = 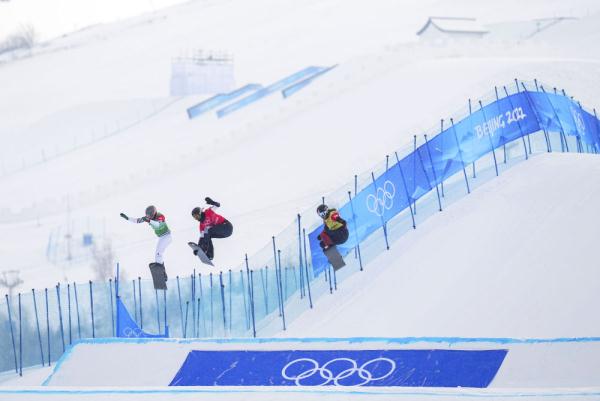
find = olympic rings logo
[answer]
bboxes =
[122,327,144,338]
[366,180,395,217]
[281,357,396,386]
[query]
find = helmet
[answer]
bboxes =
[191,207,205,222]
[145,205,157,219]
[316,204,328,218]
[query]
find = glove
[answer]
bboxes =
[142,216,150,222]
[120,213,128,220]
[205,197,220,207]
[193,249,198,256]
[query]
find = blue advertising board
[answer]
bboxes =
[170,349,507,387]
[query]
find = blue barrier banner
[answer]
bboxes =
[309,89,599,274]
[116,298,167,338]
[187,84,262,119]
[217,66,325,118]
[169,349,507,387]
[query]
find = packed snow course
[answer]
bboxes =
[1,0,600,398]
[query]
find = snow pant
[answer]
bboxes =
[155,233,172,264]
[319,226,349,249]
[198,220,233,260]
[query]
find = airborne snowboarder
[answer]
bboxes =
[190,197,233,261]
[316,204,349,250]
[316,204,349,270]
[120,205,172,285]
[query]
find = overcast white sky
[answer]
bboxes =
[0,0,188,41]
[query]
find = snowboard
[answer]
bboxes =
[188,242,214,266]
[324,245,346,271]
[149,262,168,290]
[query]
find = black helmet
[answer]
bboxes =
[145,205,157,219]
[191,207,205,222]
[317,204,328,218]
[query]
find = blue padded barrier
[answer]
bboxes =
[186,84,262,119]
[216,66,326,118]
[281,65,337,98]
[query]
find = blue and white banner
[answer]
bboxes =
[116,298,168,338]
[170,349,507,387]
[309,90,600,274]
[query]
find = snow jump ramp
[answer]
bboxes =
[42,337,600,388]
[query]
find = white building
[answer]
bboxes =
[417,17,489,43]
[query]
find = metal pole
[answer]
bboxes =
[394,153,417,227]
[228,270,232,334]
[423,135,443,210]
[477,100,500,176]
[209,273,214,337]
[183,301,189,338]
[132,280,138,323]
[177,276,184,336]
[541,85,569,152]
[199,273,207,336]
[45,288,51,366]
[73,283,81,339]
[56,284,65,352]
[439,122,445,197]
[67,283,72,345]
[521,82,551,152]
[469,99,476,178]
[412,135,418,212]
[138,277,143,330]
[272,237,283,317]
[515,79,532,154]
[297,214,305,298]
[89,281,95,338]
[347,191,365,268]
[163,288,167,336]
[370,171,391,249]
[449,119,471,194]
[239,270,249,330]
[302,228,313,308]
[5,294,18,373]
[245,256,257,337]
[495,87,507,163]
[155,289,160,333]
[279,250,287,300]
[502,86,529,158]
[260,268,268,314]
[250,270,258,337]
[32,289,45,366]
[191,271,196,338]
[108,279,114,336]
[219,272,227,336]
[277,253,286,330]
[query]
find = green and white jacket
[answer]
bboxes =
[128,213,170,237]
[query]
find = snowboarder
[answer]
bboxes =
[120,206,172,278]
[316,204,349,250]
[191,197,233,261]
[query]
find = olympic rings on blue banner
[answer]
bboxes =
[366,180,395,217]
[281,357,396,386]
